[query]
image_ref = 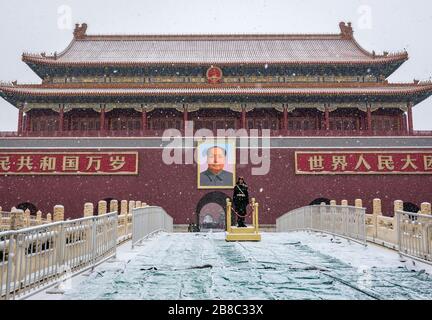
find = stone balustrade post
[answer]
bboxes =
[98,200,107,215]
[373,198,382,215]
[120,200,128,215]
[135,201,142,208]
[53,205,65,222]
[371,198,382,238]
[84,203,94,217]
[420,202,431,215]
[128,201,135,215]
[24,209,31,227]
[394,200,403,216]
[110,200,118,213]
[10,208,25,230]
[46,213,52,223]
[393,200,403,244]
[36,211,42,225]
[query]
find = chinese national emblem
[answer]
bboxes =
[206,66,223,84]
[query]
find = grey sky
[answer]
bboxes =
[0,0,431,131]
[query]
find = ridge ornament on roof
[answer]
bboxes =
[339,22,353,39]
[73,23,88,39]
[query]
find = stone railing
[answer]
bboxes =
[132,206,174,248]
[276,199,366,244]
[0,207,52,231]
[0,212,118,300]
[82,199,149,244]
[364,199,432,253]
[396,209,432,262]
[0,198,166,300]
[278,197,432,263]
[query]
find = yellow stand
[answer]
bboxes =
[225,198,261,242]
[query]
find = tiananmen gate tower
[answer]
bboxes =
[1,22,432,227]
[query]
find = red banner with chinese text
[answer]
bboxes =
[0,152,138,175]
[295,151,432,174]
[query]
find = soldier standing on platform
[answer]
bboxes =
[232,177,249,228]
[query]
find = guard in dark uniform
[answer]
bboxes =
[232,177,249,228]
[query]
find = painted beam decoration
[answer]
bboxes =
[0,152,138,175]
[295,151,432,175]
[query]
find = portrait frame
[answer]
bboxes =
[197,139,236,189]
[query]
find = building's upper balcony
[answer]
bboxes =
[2,129,432,138]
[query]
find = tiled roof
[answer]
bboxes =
[2,83,431,97]
[22,23,408,66]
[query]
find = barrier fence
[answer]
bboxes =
[0,212,118,300]
[132,206,173,248]
[276,204,367,244]
[397,210,432,262]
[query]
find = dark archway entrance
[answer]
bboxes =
[403,202,420,213]
[16,202,38,215]
[309,198,331,206]
[195,191,230,231]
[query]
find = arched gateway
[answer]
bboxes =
[195,192,230,230]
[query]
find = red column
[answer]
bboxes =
[398,113,403,133]
[25,113,31,132]
[241,107,246,129]
[283,106,288,134]
[407,102,414,135]
[367,105,372,133]
[324,105,330,131]
[59,106,64,132]
[100,106,106,134]
[183,106,188,132]
[17,108,23,134]
[142,109,147,134]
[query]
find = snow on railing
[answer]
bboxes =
[276,204,367,244]
[131,206,173,248]
[396,210,432,262]
[0,212,118,300]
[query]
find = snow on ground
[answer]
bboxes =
[28,231,432,300]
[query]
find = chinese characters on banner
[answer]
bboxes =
[0,152,138,175]
[295,151,432,174]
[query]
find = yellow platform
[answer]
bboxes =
[226,232,261,242]
[225,198,261,242]
[229,226,256,233]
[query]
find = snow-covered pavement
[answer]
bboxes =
[30,231,432,300]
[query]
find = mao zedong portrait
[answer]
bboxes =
[199,145,234,188]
